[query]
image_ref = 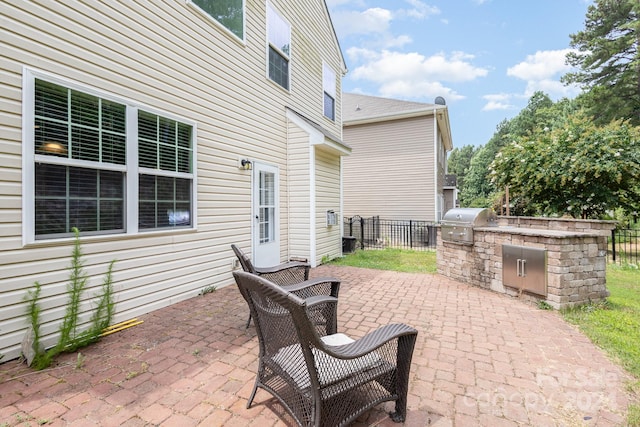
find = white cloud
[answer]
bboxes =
[379,80,465,102]
[507,49,575,81]
[507,49,581,99]
[482,93,516,111]
[346,49,488,101]
[349,49,488,83]
[524,79,581,99]
[383,34,413,48]
[400,0,441,19]
[331,7,393,38]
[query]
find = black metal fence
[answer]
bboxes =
[343,216,438,251]
[609,228,640,265]
[343,217,638,264]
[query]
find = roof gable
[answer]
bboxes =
[342,92,453,151]
[342,93,441,123]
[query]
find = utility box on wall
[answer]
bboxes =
[502,244,547,296]
[326,210,337,227]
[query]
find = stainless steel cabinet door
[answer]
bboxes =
[520,247,547,296]
[502,244,547,296]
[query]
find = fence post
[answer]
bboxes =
[360,216,365,250]
[409,220,413,249]
[611,229,616,263]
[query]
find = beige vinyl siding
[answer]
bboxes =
[287,120,311,261]
[314,147,341,264]
[0,0,343,360]
[272,0,343,137]
[343,116,436,221]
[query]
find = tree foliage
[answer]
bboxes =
[490,114,640,219]
[459,92,557,207]
[447,144,477,196]
[563,0,640,125]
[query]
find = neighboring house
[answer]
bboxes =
[444,174,459,213]
[0,1,349,361]
[342,93,453,222]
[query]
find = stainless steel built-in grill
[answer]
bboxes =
[441,208,497,244]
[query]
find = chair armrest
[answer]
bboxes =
[254,261,310,275]
[284,277,340,299]
[319,323,417,359]
[255,262,310,284]
[304,295,339,336]
[304,295,338,307]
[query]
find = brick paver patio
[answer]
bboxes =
[0,265,634,426]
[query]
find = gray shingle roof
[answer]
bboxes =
[342,92,440,123]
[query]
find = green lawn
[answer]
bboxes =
[561,264,640,426]
[562,265,640,378]
[329,248,437,274]
[330,249,640,425]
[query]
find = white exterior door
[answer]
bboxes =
[252,162,280,267]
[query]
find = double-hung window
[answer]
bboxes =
[189,0,245,41]
[323,63,336,121]
[24,70,196,242]
[267,4,291,90]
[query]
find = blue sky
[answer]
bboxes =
[326,0,592,149]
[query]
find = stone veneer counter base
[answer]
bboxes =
[436,217,616,310]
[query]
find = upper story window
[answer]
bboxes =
[190,0,245,40]
[24,71,196,242]
[323,63,336,121]
[267,4,291,90]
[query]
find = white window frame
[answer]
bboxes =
[266,3,291,91]
[187,0,246,43]
[322,62,336,121]
[22,68,198,245]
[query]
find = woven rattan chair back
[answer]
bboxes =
[231,244,257,274]
[233,271,418,427]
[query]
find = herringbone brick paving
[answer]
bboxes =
[0,265,633,426]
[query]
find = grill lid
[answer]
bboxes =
[442,208,497,227]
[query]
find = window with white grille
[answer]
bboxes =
[24,71,196,242]
[267,4,291,90]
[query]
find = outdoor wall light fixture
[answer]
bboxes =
[240,158,252,170]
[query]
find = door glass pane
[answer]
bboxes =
[259,171,275,244]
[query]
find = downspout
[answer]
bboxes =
[433,108,438,222]
[286,118,291,260]
[339,155,344,255]
[309,145,317,267]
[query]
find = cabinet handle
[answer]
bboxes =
[521,259,526,277]
[516,259,521,277]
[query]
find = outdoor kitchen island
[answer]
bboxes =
[437,214,617,309]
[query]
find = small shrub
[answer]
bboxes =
[24,228,116,370]
[199,285,216,296]
[537,300,553,310]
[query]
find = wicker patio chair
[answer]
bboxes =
[232,244,310,285]
[231,244,341,328]
[233,271,418,427]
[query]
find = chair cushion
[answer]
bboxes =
[270,333,386,390]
